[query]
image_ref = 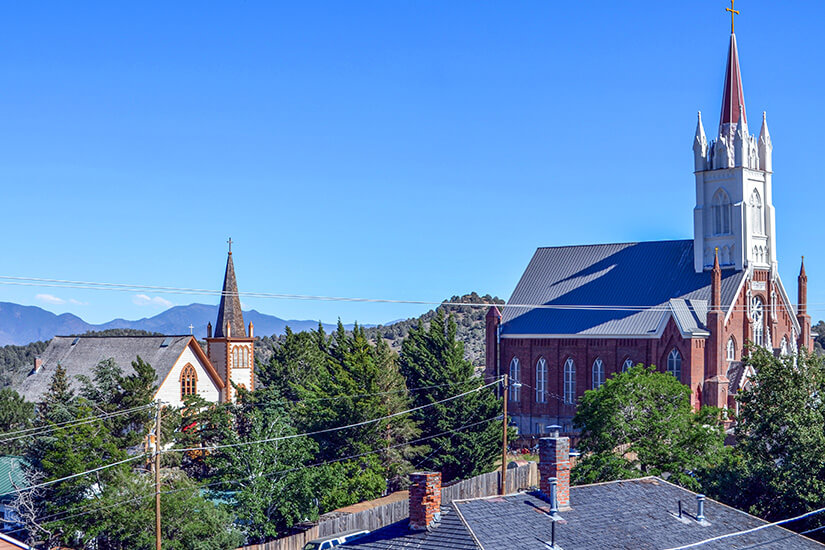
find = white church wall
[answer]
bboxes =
[155,345,221,407]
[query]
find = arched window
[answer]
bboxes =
[712,189,732,235]
[667,349,682,381]
[750,190,763,235]
[622,358,633,372]
[727,337,736,361]
[592,358,605,390]
[563,359,576,404]
[180,363,197,399]
[751,296,764,346]
[232,346,239,368]
[509,358,520,402]
[535,358,547,403]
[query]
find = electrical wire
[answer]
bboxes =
[664,506,825,549]
[168,379,501,453]
[0,404,155,443]
[31,416,499,526]
[0,274,819,313]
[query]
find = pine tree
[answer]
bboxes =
[399,310,502,482]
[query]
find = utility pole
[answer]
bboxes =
[155,401,162,550]
[500,374,508,496]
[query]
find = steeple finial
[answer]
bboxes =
[726,0,739,34]
[711,247,722,311]
[227,237,233,255]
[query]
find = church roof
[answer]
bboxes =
[17,335,196,403]
[720,33,747,127]
[215,251,246,338]
[500,240,746,338]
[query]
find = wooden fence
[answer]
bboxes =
[236,462,538,550]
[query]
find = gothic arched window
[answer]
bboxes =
[622,358,633,372]
[563,358,576,404]
[751,296,765,346]
[180,363,197,399]
[592,358,605,390]
[712,189,732,235]
[727,337,736,361]
[535,358,547,403]
[750,190,763,235]
[232,346,239,368]
[509,358,520,402]
[667,349,682,381]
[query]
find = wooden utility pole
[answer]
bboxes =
[500,374,508,496]
[155,402,162,550]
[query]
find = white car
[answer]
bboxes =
[303,529,369,550]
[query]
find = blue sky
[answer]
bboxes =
[2,1,824,328]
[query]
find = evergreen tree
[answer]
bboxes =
[0,388,35,454]
[399,311,502,482]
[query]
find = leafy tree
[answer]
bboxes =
[704,347,825,530]
[0,388,35,454]
[204,394,319,542]
[399,310,502,482]
[572,365,725,490]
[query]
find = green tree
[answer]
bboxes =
[572,365,725,490]
[0,388,35,454]
[399,311,502,482]
[204,395,319,542]
[704,347,825,529]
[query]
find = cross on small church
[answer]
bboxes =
[227,237,233,253]
[189,324,194,335]
[726,0,740,33]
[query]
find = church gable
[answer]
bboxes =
[155,339,224,406]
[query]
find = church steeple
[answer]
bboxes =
[215,241,246,338]
[719,32,747,136]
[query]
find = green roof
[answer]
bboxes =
[0,456,29,499]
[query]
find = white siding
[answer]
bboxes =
[155,345,221,407]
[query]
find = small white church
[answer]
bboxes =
[18,247,255,407]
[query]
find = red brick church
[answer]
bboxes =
[485,27,813,435]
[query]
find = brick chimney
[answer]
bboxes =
[539,426,571,510]
[409,472,441,530]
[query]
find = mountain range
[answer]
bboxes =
[0,301,356,346]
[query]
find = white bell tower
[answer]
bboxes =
[692,32,776,273]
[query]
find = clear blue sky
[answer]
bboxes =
[2,1,824,327]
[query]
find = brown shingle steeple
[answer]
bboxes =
[215,248,246,338]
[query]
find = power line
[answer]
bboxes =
[0,404,155,443]
[1,275,819,313]
[664,506,825,549]
[168,379,501,454]
[31,416,498,526]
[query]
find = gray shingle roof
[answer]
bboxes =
[501,240,746,337]
[343,506,478,549]
[16,335,193,403]
[452,478,825,550]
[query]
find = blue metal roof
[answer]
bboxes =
[501,240,745,337]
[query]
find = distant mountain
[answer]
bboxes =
[0,302,351,346]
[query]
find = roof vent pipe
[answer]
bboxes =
[696,494,706,522]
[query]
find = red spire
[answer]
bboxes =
[720,33,747,128]
[711,248,722,311]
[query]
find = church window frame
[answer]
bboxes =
[180,363,198,399]
[712,188,732,235]
[727,337,736,362]
[667,348,682,382]
[750,190,764,235]
[535,358,547,403]
[592,358,605,390]
[622,358,633,372]
[563,358,576,404]
[751,296,765,347]
[509,358,521,402]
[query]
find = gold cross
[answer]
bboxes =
[726,0,740,33]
